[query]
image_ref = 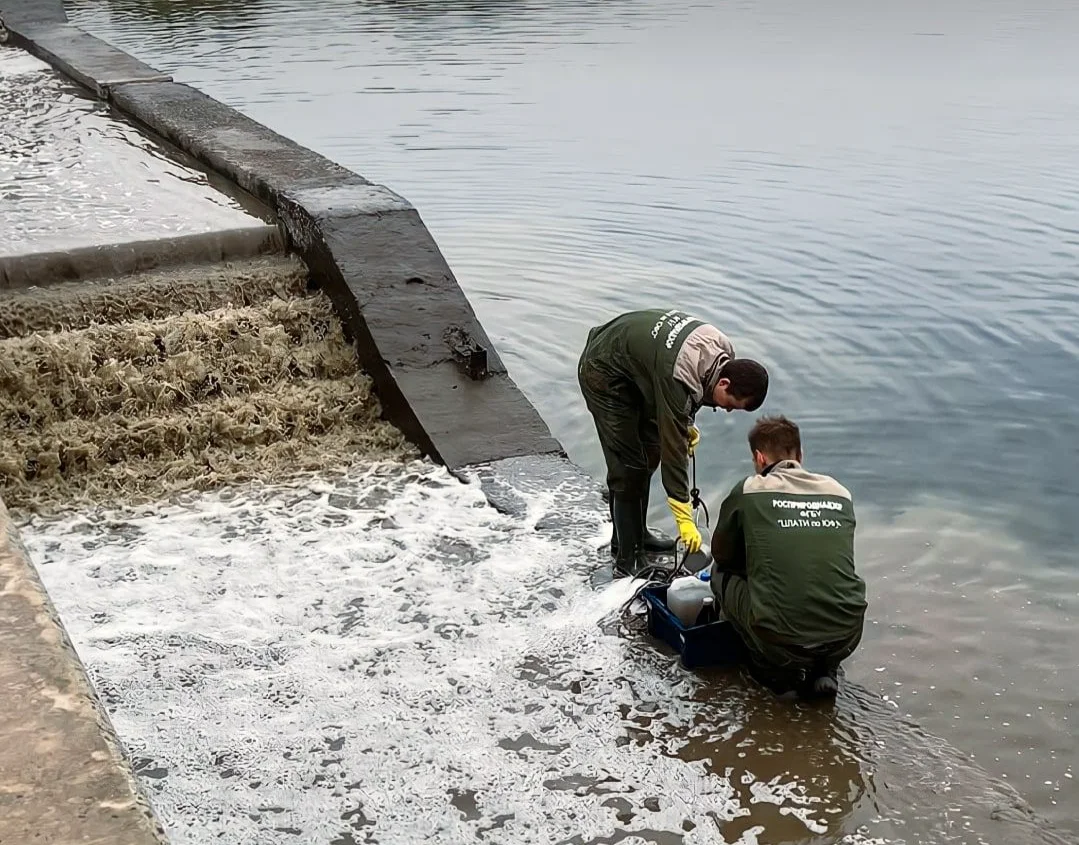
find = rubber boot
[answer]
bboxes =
[813,672,839,697]
[799,664,840,699]
[611,493,649,578]
[610,486,676,556]
[640,485,677,554]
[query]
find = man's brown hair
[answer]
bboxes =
[748,415,801,460]
[722,359,769,411]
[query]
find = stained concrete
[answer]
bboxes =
[0,225,284,290]
[0,498,167,845]
[284,184,565,468]
[5,7,564,470]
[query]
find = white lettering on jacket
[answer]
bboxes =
[772,498,844,511]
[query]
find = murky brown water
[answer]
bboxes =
[0,252,412,513]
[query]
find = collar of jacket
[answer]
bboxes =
[698,357,727,409]
[761,459,801,477]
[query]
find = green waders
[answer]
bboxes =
[577,343,675,576]
[717,572,864,696]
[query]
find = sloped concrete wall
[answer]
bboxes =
[2,0,564,471]
[0,499,167,845]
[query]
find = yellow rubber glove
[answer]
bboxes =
[687,425,700,456]
[667,498,702,553]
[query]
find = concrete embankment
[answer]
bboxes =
[3,0,562,472]
[0,498,167,845]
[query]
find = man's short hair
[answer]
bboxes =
[748,415,801,458]
[723,359,769,411]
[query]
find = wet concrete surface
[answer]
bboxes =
[0,497,167,845]
[0,224,283,289]
[0,45,257,259]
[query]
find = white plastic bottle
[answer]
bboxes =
[666,571,714,628]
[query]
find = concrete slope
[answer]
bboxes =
[0,497,167,845]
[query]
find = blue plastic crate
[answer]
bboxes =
[641,584,747,669]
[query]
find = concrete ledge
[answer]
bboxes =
[8,21,171,97]
[6,7,563,469]
[280,183,564,467]
[0,225,285,290]
[101,77,563,468]
[0,497,167,845]
[107,82,372,210]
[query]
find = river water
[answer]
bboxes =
[53,0,1079,835]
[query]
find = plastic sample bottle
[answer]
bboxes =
[696,595,717,626]
[666,571,714,627]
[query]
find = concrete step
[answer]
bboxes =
[0,377,408,513]
[0,253,308,339]
[0,225,285,291]
[0,293,355,430]
[0,499,168,845]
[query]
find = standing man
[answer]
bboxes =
[577,308,769,577]
[710,416,867,698]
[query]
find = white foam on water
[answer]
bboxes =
[0,47,51,77]
[20,460,759,843]
[21,459,1056,845]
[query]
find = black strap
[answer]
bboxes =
[689,452,710,526]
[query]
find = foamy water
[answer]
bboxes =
[20,458,1071,845]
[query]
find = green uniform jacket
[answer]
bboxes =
[711,459,867,645]
[581,309,735,502]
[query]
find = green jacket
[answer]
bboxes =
[582,309,735,502]
[710,459,867,645]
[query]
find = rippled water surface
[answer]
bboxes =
[56,0,1079,834]
[0,47,254,257]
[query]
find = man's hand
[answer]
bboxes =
[667,498,702,553]
[687,425,700,456]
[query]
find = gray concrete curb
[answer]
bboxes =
[2,0,564,471]
[0,500,168,845]
[1,224,285,290]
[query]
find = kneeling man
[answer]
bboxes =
[710,416,867,698]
